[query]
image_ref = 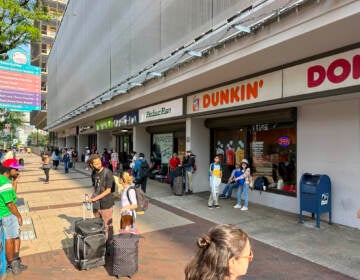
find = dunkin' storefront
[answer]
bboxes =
[186,47,359,228]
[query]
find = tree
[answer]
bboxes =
[0,0,50,59]
[0,108,25,147]
[27,130,48,146]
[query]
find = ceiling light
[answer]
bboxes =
[101,95,112,101]
[187,50,202,57]
[234,24,251,33]
[148,71,162,77]
[129,82,142,87]
[93,99,102,105]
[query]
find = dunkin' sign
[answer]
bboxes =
[284,48,360,97]
[187,71,282,114]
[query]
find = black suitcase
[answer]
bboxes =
[73,204,106,270]
[173,176,184,196]
[19,158,24,166]
[112,233,140,278]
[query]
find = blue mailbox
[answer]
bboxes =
[299,173,332,228]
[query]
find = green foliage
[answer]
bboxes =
[0,108,25,147]
[0,0,51,57]
[27,131,48,146]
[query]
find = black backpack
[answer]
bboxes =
[254,176,269,191]
[139,161,150,180]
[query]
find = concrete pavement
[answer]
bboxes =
[1,153,359,279]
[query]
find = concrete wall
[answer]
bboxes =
[133,126,151,161]
[47,0,254,123]
[297,97,360,228]
[97,131,112,154]
[187,118,210,192]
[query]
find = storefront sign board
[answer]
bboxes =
[113,111,138,128]
[186,71,282,114]
[139,98,183,123]
[283,48,360,97]
[96,117,114,131]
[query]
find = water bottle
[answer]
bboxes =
[84,194,91,210]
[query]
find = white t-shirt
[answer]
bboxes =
[120,185,137,217]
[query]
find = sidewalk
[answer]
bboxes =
[1,153,359,280]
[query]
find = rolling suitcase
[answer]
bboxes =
[19,158,24,166]
[173,167,184,196]
[73,202,106,270]
[112,233,140,278]
[173,176,184,196]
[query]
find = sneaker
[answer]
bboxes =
[241,206,248,211]
[208,205,213,209]
[214,205,220,209]
[219,194,226,199]
[226,196,232,199]
[10,259,21,275]
[233,204,242,209]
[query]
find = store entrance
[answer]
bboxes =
[115,134,133,170]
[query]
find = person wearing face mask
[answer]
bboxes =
[185,224,253,280]
[86,154,114,240]
[0,159,27,275]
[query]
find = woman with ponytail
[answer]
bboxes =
[185,224,253,280]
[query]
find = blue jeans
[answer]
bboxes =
[64,161,69,173]
[237,183,249,207]
[222,182,239,197]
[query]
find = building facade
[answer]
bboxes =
[46,0,360,229]
[30,0,67,131]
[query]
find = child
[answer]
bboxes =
[234,159,251,210]
[208,155,222,209]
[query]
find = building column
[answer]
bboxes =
[133,126,151,160]
[186,118,210,192]
[97,131,113,153]
[65,136,75,148]
[78,134,88,154]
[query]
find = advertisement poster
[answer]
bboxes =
[0,48,41,111]
[153,133,173,164]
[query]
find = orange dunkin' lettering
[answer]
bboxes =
[201,79,263,109]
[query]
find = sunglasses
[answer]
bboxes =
[238,249,253,262]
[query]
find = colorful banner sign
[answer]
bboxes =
[186,71,282,114]
[0,48,41,111]
[96,117,114,131]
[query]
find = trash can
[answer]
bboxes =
[299,173,332,228]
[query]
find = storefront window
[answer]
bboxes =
[212,122,296,196]
[250,122,296,196]
[213,128,247,182]
[152,133,174,169]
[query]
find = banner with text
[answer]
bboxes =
[139,98,183,123]
[283,48,360,97]
[0,48,41,111]
[186,71,282,114]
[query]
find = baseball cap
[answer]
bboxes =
[2,159,24,169]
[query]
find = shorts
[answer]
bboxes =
[1,214,20,239]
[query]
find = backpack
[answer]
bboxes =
[139,160,150,180]
[127,185,149,212]
[254,176,269,191]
